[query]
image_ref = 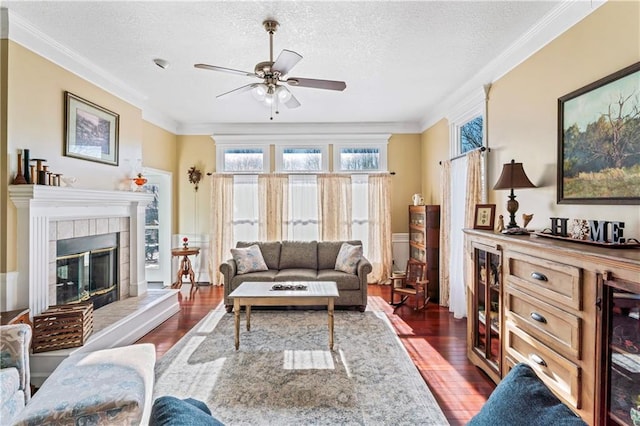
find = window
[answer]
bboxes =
[275,146,327,172]
[217,146,269,173]
[333,143,387,172]
[459,116,483,154]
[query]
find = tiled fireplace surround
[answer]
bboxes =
[8,185,152,315]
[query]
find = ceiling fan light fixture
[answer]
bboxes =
[277,86,292,102]
[252,83,267,101]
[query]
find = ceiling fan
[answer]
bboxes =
[194,20,346,119]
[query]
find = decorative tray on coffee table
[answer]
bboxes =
[271,283,308,291]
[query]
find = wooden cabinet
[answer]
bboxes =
[596,272,640,425]
[464,229,640,425]
[467,240,502,383]
[408,205,440,303]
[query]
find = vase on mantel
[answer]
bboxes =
[13,150,27,184]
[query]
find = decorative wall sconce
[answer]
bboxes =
[188,166,202,192]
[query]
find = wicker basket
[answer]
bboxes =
[32,303,94,353]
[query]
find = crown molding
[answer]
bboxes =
[179,121,421,136]
[419,0,606,132]
[4,8,180,134]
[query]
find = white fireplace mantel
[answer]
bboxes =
[8,185,154,316]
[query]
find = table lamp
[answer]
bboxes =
[493,159,536,228]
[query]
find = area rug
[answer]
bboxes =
[154,306,449,425]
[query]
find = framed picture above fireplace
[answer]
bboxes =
[64,91,119,166]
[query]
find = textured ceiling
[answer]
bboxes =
[3,1,574,131]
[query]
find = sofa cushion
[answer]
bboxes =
[275,269,319,282]
[318,240,362,270]
[468,363,586,426]
[279,241,318,270]
[334,243,363,274]
[1,388,25,426]
[237,241,281,271]
[231,244,268,275]
[230,270,278,289]
[317,270,361,291]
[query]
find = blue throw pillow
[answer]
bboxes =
[468,363,587,426]
[150,396,224,426]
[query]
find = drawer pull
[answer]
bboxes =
[530,272,548,281]
[530,312,547,323]
[529,353,547,367]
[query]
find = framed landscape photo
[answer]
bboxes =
[473,204,496,230]
[557,61,640,205]
[64,92,119,166]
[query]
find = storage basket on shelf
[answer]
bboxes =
[32,303,94,353]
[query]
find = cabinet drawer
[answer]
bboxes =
[506,251,582,311]
[505,285,581,360]
[505,322,581,409]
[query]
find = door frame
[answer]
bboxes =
[143,167,172,287]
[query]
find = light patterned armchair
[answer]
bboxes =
[1,322,157,426]
[0,324,32,424]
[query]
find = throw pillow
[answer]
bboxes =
[150,396,224,426]
[231,244,268,275]
[468,363,587,426]
[334,243,363,274]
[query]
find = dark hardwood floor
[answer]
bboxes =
[137,284,495,425]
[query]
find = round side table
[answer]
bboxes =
[171,247,200,291]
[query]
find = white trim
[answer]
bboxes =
[420,0,606,131]
[192,122,418,136]
[142,168,173,287]
[0,272,19,311]
[213,133,392,144]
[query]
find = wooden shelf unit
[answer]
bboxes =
[463,229,640,425]
[408,205,440,303]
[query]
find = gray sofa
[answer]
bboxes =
[219,240,372,312]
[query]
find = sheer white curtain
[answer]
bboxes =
[209,174,234,285]
[288,175,318,241]
[233,175,259,242]
[439,160,451,307]
[367,173,392,283]
[258,174,289,241]
[318,174,352,241]
[449,156,468,318]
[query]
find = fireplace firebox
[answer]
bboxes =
[56,233,119,310]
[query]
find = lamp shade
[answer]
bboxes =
[493,159,536,190]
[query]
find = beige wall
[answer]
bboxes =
[4,41,145,271]
[488,0,640,231]
[420,119,449,205]
[176,135,215,235]
[388,134,422,233]
[142,121,179,233]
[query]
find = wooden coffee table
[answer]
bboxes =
[228,281,339,350]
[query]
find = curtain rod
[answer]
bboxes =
[439,146,489,165]
[207,171,396,176]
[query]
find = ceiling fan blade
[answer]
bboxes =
[194,63,258,78]
[217,83,260,99]
[278,86,301,109]
[286,77,346,91]
[272,49,303,76]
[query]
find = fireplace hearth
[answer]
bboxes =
[56,233,119,310]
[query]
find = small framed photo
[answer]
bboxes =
[473,204,496,230]
[64,91,119,166]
